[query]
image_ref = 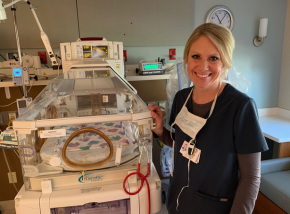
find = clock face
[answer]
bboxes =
[210,10,231,29]
[205,6,234,30]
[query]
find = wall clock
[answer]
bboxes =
[205,6,234,31]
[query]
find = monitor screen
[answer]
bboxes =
[83,45,92,58]
[13,68,22,77]
[144,64,159,70]
[92,46,108,58]
[18,100,27,108]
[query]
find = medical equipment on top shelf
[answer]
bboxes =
[137,60,167,75]
[6,52,26,61]
[140,61,163,72]
[0,55,41,69]
[13,56,161,214]
[60,38,124,77]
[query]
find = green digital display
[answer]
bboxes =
[144,64,159,70]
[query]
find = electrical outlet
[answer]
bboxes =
[8,112,16,121]
[8,172,17,184]
[38,51,47,64]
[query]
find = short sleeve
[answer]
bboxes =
[234,98,268,154]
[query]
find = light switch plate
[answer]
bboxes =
[8,172,17,183]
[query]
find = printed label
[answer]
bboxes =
[81,187,103,193]
[78,173,104,183]
[39,129,66,138]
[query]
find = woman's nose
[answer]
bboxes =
[199,60,209,71]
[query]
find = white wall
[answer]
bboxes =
[279,0,290,111]
[193,0,287,109]
[0,0,288,109]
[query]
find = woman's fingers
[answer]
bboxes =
[149,104,163,128]
[149,104,163,118]
[151,110,162,123]
[149,104,164,136]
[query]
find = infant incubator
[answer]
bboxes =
[13,39,161,214]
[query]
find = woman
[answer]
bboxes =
[149,23,268,214]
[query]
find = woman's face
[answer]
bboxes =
[186,35,224,90]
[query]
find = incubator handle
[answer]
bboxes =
[19,145,36,157]
[61,128,114,170]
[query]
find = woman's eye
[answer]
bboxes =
[210,56,219,61]
[192,55,200,59]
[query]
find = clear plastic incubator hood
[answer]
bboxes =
[13,60,161,214]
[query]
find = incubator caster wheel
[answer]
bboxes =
[162,189,166,204]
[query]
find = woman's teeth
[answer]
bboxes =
[196,73,210,77]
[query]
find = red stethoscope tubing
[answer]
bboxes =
[123,162,151,214]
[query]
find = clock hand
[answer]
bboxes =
[220,13,227,23]
[215,13,222,24]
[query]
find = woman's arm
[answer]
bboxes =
[230,153,261,214]
[157,127,174,147]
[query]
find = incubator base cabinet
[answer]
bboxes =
[15,162,161,214]
[13,49,162,214]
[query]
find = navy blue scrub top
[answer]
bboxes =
[166,84,268,214]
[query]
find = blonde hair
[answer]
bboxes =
[183,23,235,79]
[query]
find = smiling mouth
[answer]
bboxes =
[195,72,212,78]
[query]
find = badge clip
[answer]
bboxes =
[187,140,196,156]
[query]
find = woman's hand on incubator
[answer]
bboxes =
[149,103,163,137]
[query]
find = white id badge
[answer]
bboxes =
[190,148,201,164]
[180,141,201,164]
[180,141,189,156]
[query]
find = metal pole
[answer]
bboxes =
[22,85,27,97]
[11,2,28,98]
[11,4,22,66]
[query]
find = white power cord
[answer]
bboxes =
[0,101,16,108]
[2,149,18,193]
[13,150,20,159]
[27,79,35,93]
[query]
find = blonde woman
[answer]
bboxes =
[150,23,268,214]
